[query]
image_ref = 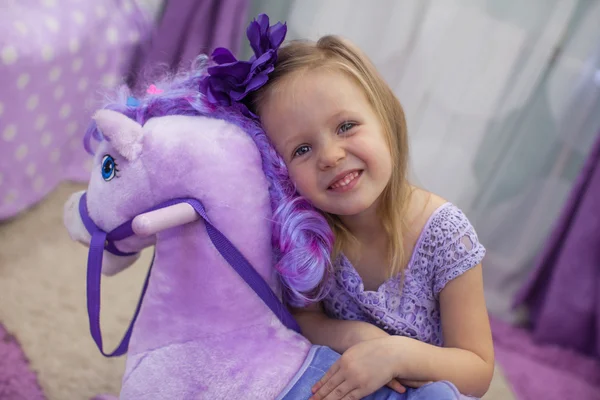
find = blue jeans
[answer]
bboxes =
[278,346,461,400]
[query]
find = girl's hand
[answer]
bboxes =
[309,338,402,400]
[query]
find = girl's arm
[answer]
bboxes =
[294,303,418,394]
[292,302,389,354]
[381,264,494,397]
[310,264,494,399]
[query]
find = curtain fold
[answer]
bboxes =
[129,0,249,90]
[514,130,600,359]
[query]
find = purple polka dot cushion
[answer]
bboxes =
[0,0,153,219]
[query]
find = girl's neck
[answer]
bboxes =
[339,205,387,247]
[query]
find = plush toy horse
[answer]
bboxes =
[62,14,463,400]
[62,73,334,398]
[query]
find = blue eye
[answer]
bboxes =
[339,121,356,134]
[101,154,118,181]
[293,145,311,158]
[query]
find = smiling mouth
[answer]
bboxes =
[329,170,362,190]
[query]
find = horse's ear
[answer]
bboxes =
[92,109,144,161]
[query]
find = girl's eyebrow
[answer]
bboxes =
[282,129,312,149]
[282,134,302,149]
[327,110,347,125]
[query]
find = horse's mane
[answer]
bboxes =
[83,57,333,307]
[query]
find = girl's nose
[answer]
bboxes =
[318,143,345,170]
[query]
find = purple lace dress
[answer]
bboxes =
[322,203,486,397]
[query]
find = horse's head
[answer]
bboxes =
[63,109,154,274]
[65,107,274,277]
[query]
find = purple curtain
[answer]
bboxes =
[514,131,600,359]
[130,0,249,90]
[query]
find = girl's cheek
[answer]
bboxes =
[290,172,310,192]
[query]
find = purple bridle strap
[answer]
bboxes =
[79,194,301,357]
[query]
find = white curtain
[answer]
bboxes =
[246,0,600,321]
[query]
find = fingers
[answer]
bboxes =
[310,364,345,400]
[341,389,362,400]
[311,362,340,394]
[317,381,355,400]
[386,378,407,393]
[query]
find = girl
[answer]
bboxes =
[246,35,495,399]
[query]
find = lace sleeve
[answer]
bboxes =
[431,204,486,297]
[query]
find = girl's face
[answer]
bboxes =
[260,68,393,219]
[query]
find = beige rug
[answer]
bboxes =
[0,182,516,399]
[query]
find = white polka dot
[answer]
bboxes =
[95,5,107,18]
[42,0,57,6]
[102,74,118,88]
[15,144,28,161]
[17,73,30,89]
[54,85,65,100]
[72,57,83,72]
[42,45,54,61]
[49,66,61,82]
[4,190,18,205]
[26,163,37,177]
[70,138,80,150]
[41,131,53,147]
[50,149,60,163]
[59,104,71,119]
[2,46,18,65]
[69,38,80,54]
[77,78,88,92]
[96,53,107,68]
[13,21,28,35]
[129,31,140,43]
[106,26,118,44]
[3,124,17,141]
[35,115,48,130]
[72,11,85,25]
[67,121,78,135]
[0,102,4,116]
[45,16,60,33]
[33,176,45,192]
[27,94,39,111]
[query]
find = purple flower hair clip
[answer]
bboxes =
[198,14,287,118]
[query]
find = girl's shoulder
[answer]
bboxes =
[404,186,448,244]
[406,187,486,296]
[406,186,474,237]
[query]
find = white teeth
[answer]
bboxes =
[331,171,359,189]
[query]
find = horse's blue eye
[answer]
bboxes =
[101,155,117,181]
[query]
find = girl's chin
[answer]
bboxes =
[321,201,378,218]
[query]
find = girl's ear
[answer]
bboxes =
[92,109,144,161]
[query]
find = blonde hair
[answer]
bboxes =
[249,35,412,279]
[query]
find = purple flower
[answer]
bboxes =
[198,14,287,118]
[247,14,287,58]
